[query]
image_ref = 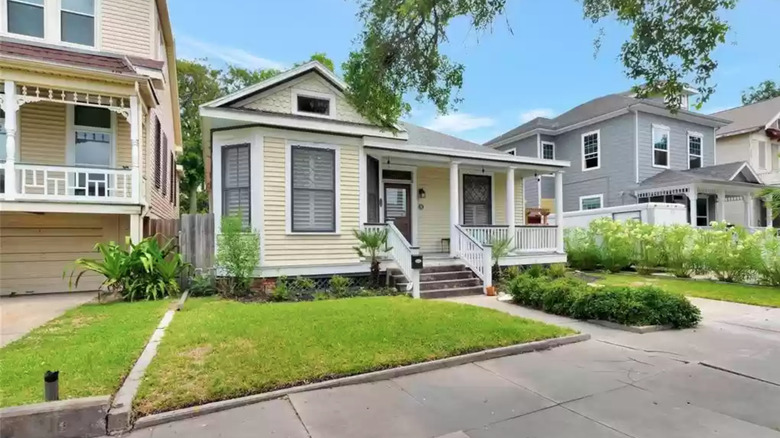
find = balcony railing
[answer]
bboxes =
[1,163,136,204]
[463,225,559,254]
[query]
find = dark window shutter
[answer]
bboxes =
[170,151,175,203]
[366,156,379,223]
[222,144,251,228]
[153,117,161,189]
[162,134,168,196]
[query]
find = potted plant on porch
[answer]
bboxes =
[487,235,514,295]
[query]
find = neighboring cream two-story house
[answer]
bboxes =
[487,90,771,228]
[711,97,780,227]
[0,0,182,295]
[201,62,571,298]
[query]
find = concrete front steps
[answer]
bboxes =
[390,264,484,299]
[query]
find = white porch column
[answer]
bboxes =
[4,81,18,200]
[129,94,141,204]
[129,214,142,243]
[687,186,698,226]
[767,202,774,229]
[554,171,564,252]
[743,194,754,227]
[449,161,460,257]
[505,168,515,244]
[716,189,726,223]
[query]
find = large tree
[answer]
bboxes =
[176,54,335,213]
[343,0,737,129]
[742,79,780,105]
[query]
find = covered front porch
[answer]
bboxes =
[361,136,568,296]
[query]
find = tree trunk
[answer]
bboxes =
[189,186,198,214]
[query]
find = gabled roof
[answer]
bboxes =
[400,122,503,155]
[203,61,346,108]
[637,161,763,188]
[711,96,780,138]
[485,93,730,147]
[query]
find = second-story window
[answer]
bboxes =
[542,142,555,160]
[688,133,702,169]
[582,130,600,170]
[61,0,95,46]
[652,124,670,168]
[8,0,45,38]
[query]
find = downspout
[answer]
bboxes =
[634,109,640,184]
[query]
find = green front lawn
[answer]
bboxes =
[135,296,574,415]
[595,273,780,308]
[0,300,169,407]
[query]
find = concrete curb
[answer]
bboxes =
[0,395,111,438]
[175,290,189,311]
[106,309,176,434]
[133,333,590,430]
[588,319,672,334]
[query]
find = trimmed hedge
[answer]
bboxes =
[507,273,701,328]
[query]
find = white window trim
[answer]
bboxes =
[581,129,600,172]
[65,104,116,168]
[541,141,555,160]
[0,113,5,161]
[756,140,770,171]
[291,89,336,119]
[285,140,341,235]
[696,196,709,226]
[687,131,703,169]
[59,0,98,48]
[1,0,101,50]
[652,123,671,169]
[579,194,603,211]
[459,169,496,225]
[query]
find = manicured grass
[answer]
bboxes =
[595,273,780,308]
[134,296,574,415]
[0,300,169,407]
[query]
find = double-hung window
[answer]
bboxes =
[542,142,555,160]
[462,174,492,225]
[652,125,670,168]
[161,134,168,197]
[291,145,336,232]
[582,131,600,170]
[61,0,95,46]
[580,194,602,211]
[73,106,112,196]
[222,144,251,229]
[688,132,702,169]
[7,0,44,38]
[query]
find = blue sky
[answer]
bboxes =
[170,0,779,143]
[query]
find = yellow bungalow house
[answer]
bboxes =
[201,62,570,298]
[0,0,182,295]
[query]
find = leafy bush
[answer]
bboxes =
[753,228,780,286]
[329,275,352,297]
[546,263,568,279]
[590,218,634,272]
[507,271,700,329]
[697,223,758,283]
[631,222,665,275]
[268,276,290,302]
[524,264,545,278]
[68,236,185,302]
[216,215,260,297]
[189,273,217,297]
[564,228,600,271]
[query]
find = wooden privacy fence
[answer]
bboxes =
[178,213,215,272]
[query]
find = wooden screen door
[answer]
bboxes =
[384,183,412,243]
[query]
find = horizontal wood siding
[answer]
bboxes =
[19,102,66,164]
[262,137,360,266]
[0,213,129,295]
[100,0,153,58]
[417,167,450,253]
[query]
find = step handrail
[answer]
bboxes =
[385,221,420,298]
[453,224,492,291]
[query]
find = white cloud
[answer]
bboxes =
[425,113,496,133]
[177,35,287,70]
[519,108,556,123]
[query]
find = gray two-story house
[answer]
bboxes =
[485,90,771,227]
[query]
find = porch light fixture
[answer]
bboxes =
[418,188,426,199]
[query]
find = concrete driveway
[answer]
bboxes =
[0,292,97,347]
[123,296,780,438]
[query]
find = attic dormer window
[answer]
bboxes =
[293,91,333,117]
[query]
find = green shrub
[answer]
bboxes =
[590,219,634,272]
[189,273,217,297]
[353,228,389,287]
[697,223,759,283]
[631,222,665,275]
[753,228,780,286]
[564,228,600,271]
[329,275,353,298]
[524,264,545,278]
[268,276,290,302]
[546,263,568,279]
[658,225,700,277]
[67,236,185,302]
[506,272,700,329]
[216,215,260,297]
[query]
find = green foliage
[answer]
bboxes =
[329,275,353,298]
[631,222,665,275]
[589,218,634,272]
[67,236,185,302]
[696,223,756,283]
[660,225,701,277]
[269,276,290,302]
[507,272,701,328]
[759,187,780,220]
[188,273,217,297]
[742,78,780,105]
[546,264,568,279]
[524,264,545,278]
[345,0,736,128]
[564,227,600,271]
[216,215,260,297]
[353,228,390,286]
[752,228,780,286]
[489,235,514,263]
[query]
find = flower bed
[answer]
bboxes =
[505,270,701,329]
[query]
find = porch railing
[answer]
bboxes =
[515,226,558,253]
[460,225,509,246]
[11,163,135,203]
[454,224,492,290]
[374,221,420,299]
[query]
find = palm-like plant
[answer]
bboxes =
[66,241,128,303]
[353,228,390,286]
[489,235,514,282]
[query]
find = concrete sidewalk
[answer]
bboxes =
[1,292,97,347]
[122,297,780,438]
